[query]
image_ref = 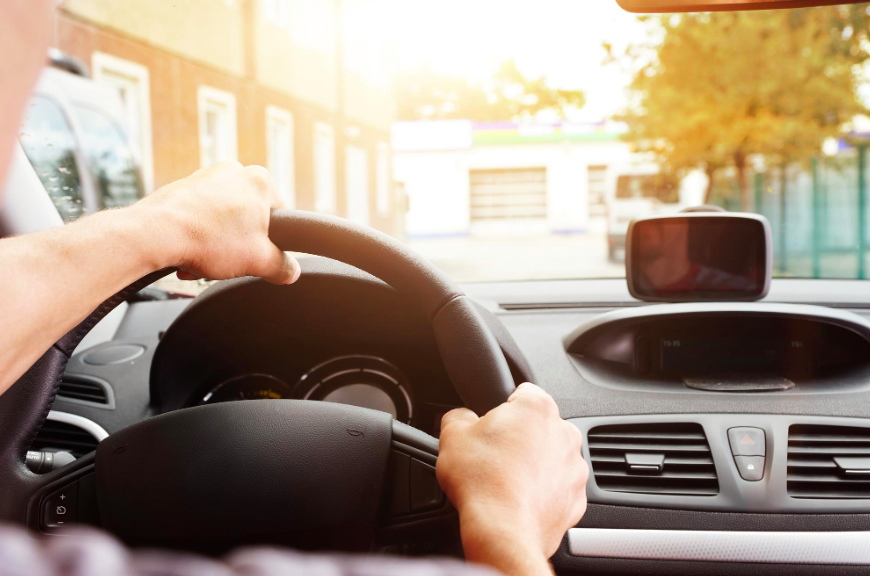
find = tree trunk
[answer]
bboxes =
[734,150,749,211]
[704,166,717,204]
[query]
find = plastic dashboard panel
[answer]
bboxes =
[571,413,870,513]
[563,302,870,395]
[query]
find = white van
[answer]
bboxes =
[17,54,144,222]
[606,164,707,261]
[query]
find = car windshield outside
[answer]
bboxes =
[24,1,870,284]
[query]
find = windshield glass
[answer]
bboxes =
[19,95,86,221]
[37,1,870,283]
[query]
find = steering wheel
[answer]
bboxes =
[0,210,516,552]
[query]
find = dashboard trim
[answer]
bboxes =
[564,302,870,349]
[47,410,109,441]
[571,414,870,514]
[567,528,870,564]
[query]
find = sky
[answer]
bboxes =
[382,0,649,122]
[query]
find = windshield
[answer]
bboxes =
[35,1,870,283]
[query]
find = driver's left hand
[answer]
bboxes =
[131,161,301,285]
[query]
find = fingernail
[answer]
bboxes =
[287,259,302,284]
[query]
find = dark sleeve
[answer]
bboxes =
[0,524,502,576]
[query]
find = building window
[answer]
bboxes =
[587,165,608,217]
[469,168,547,221]
[266,106,295,208]
[313,122,336,214]
[375,142,390,217]
[91,52,153,193]
[345,145,369,226]
[197,86,237,168]
[262,0,290,28]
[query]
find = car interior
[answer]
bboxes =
[4,0,870,574]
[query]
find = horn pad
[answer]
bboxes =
[95,400,393,552]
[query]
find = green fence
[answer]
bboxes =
[712,147,870,279]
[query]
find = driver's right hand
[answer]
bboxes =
[437,383,588,575]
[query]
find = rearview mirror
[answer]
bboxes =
[616,0,855,13]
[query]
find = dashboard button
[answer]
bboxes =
[728,427,766,456]
[734,456,765,481]
[41,481,78,530]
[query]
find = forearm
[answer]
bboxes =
[459,505,554,576]
[0,206,167,395]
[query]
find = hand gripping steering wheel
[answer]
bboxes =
[0,210,516,552]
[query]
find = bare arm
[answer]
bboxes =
[0,161,299,396]
[437,383,589,576]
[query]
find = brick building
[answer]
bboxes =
[53,0,402,236]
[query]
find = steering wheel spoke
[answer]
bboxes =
[377,422,459,549]
[25,452,98,535]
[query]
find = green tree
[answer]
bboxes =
[396,60,585,122]
[616,6,870,207]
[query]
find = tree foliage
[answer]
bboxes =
[395,60,585,122]
[616,6,870,206]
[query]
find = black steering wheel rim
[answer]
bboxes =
[0,209,516,528]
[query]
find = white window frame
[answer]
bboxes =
[91,52,153,193]
[345,144,370,226]
[313,122,336,214]
[197,86,238,169]
[375,141,391,217]
[266,105,296,209]
[262,0,290,28]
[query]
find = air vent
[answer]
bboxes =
[587,423,719,496]
[31,420,99,458]
[788,425,870,499]
[57,374,111,406]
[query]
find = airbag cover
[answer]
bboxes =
[95,400,393,550]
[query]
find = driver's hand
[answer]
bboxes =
[131,161,300,284]
[437,383,588,575]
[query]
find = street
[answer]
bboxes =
[408,233,625,283]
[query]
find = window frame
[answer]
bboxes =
[262,0,291,28]
[197,85,238,169]
[266,105,296,209]
[376,141,391,217]
[91,51,154,193]
[313,121,337,214]
[345,143,370,226]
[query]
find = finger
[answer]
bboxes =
[201,160,243,175]
[254,243,301,285]
[177,270,201,281]
[440,407,478,433]
[268,184,289,210]
[507,382,560,417]
[243,165,286,209]
[507,382,548,402]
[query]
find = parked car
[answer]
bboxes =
[17,53,144,223]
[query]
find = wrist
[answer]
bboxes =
[458,503,552,576]
[125,199,187,271]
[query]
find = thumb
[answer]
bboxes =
[254,242,301,285]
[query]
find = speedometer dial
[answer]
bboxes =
[201,373,291,404]
[293,356,413,424]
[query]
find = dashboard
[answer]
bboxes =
[197,355,415,424]
[38,258,870,574]
[144,259,468,437]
